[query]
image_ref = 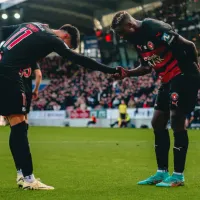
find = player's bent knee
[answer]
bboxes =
[170,110,186,132]
[7,114,25,127]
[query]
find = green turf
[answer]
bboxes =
[0,127,200,200]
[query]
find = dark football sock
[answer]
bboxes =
[173,130,189,173]
[9,130,21,171]
[9,121,33,177]
[154,130,170,171]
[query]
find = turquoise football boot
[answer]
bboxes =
[138,171,170,185]
[156,173,184,187]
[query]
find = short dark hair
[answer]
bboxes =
[60,24,80,49]
[111,11,131,30]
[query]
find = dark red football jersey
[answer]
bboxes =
[134,18,181,83]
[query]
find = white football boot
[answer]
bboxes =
[23,179,54,190]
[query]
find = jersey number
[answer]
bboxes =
[162,33,171,42]
[3,27,33,50]
[19,68,32,78]
[23,68,32,78]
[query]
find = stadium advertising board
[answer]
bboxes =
[28,111,66,119]
[90,109,107,118]
[84,36,98,49]
[70,110,90,119]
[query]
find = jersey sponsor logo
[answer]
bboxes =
[26,24,39,32]
[147,41,154,50]
[143,54,164,67]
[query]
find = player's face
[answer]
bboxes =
[114,23,136,41]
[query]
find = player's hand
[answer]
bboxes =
[111,66,129,80]
[32,89,39,100]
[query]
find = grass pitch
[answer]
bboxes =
[0,127,200,200]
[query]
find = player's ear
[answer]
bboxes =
[64,33,71,39]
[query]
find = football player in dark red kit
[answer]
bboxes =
[0,23,119,190]
[111,11,200,187]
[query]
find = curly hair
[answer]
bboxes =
[111,11,131,30]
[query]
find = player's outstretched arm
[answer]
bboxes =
[112,65,152,79]
[126,65,152,77]
[57,47,117,74]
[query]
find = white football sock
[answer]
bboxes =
[173,172,183,176]
[157,169,167,173]
[24,174,35,183]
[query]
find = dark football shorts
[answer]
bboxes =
[26,93,32,114]
[0,75,26,116]
[155,74,198,114]
[120,113,126,120]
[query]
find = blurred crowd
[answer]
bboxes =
[31,57,200,111]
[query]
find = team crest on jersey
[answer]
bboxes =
[147,41,154,50]
[171,92,179,107]
[171,92,179,101]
